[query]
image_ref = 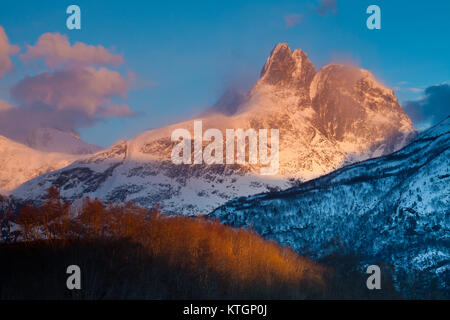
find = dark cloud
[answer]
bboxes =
[403,84,450,128]
[317,0,338,16]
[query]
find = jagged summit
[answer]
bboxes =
[257,43,316,91]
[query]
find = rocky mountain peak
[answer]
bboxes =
[12,44,416,215]
[258,43,316,90]
[308,64,415,153]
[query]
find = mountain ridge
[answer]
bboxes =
[0,135,83,194]
[210,116,450,297]
[12,43,416,215]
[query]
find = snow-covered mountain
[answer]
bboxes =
[24,127,103,155]
[13,43,415,215]
[210,117,450,297]
[0,135,82,194]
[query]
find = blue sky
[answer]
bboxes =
[0,0,449,147]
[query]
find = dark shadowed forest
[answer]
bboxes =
[0,187,401,299]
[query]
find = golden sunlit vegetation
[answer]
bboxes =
[0,187,401,299]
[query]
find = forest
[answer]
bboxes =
[0,187,400,299]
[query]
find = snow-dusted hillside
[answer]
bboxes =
[24,127,103,155]
[0,135,81,194]
[13,43,415,215]
[210,117,450,296]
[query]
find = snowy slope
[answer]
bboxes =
[210,117,450,296]
[13,43,415,215]
[0,135,82,194]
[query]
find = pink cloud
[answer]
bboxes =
[99,104,134,116]
[284,14,304,28]
[0,99,14,112]
[0,31,139,143]
[11,66,130,116]
[21,33,124,68]
[0,26,20,78]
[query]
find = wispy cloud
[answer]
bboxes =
[407,87,423,93]
[316,0,338,16]
[284,13,304,28]
[394,87,423,93]
[393,81,423,93]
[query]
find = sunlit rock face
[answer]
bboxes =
[258,43,316,91]
[310,64,415,158]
